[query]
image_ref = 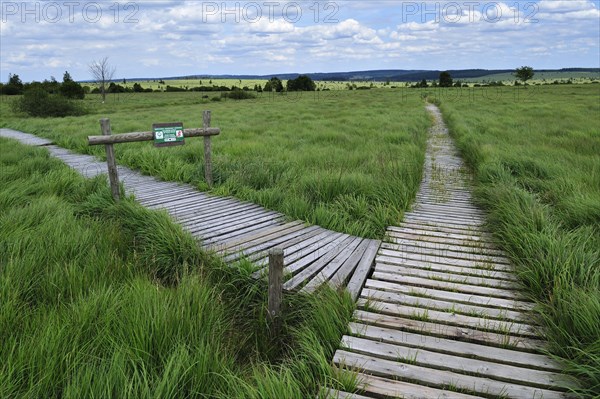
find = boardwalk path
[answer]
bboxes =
[0,128,379,295]
[326,104,572,399]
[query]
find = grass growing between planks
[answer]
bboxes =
[435,84,600,398]
[0,138,356,398]
[0,89,430,239]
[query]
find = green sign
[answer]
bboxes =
[153,122,185,147]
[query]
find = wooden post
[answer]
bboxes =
[203,111,213,187]
[268,247,284,336]
[100,118,120,201]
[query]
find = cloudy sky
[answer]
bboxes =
[1,0,599,82]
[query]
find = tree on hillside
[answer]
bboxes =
[287,75,316,91]
[439,71,453,87]
[264,77,284,92]
[89,57,116,102]
[515,66,534,84]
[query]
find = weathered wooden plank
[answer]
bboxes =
[323,389,373,399]
[201,219,281,245]
[201,218,281,241]
[374,262,520,291]
[235,228,332,264]
[375,254,518,282]
[215,222,307,253]
[225,226,323,263]
[404,214,484,228]
[353,310,547,353]
[333,351,568,399]
[381,241,511,265]
[345,240,380,301]
[362,287,527,322]
[356,299,538,337]
[301,237,364,293]
[366,278,530,312]
[328,239,371,289]
[284,234,350,275]
[370,271,523,301]
[187,208,278,232]
[376,248,512,273]
[387,231,503,254]
[390,224,493,242]
[196,212,281,235]
[348,323,561,373]
[349,373,486,399]
[283,235,356,291]
[341,334,569,389]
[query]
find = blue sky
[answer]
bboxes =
[1,0,599,82]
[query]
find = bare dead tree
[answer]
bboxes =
[89,57,115,103]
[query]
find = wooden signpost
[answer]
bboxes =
[88,110,220,201]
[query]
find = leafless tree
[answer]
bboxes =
[89,57,115,103]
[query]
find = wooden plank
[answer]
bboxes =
[356,299,538,337]
[354,310,547,353]
[404,214,484,228]
[301,237,364,293]
[347,323,561,373]
[362,287,527,322]
[350,373,485,399]
[232,227,328,263]
[341,334,569,389]
[187,208,277,232]
[179,202,262,223]
[329,239,371,289]
[387,231,503,254]
[283,235,355,291]
[400,220,486,235]
[376,248,512,273]
[195,212,281,236]
[390,224,493,242]
[366,278,530,312]
[226,226,323,263]
[284,233,350,275]
[345,240,380,301]
[333,351,567,399]
[215,222,307,253]
[375,254,518,282]
[374,262,519,290]
[201,218,281,241]
[370,271,523,301]
[381,241,511,265]
[201,219,281,245]
[323,389,372,399]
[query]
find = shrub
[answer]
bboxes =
[12,87,87,117]
[59,80,85,99]
[221,90,256,100]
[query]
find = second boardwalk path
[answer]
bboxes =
[0,128,379,296]
[325,104,574,399]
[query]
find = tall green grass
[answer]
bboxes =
[0,138,355,398]
[1,89,430,238]
[436,84,600,397]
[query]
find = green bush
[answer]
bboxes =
[12,87,87,117]
[221,90,256,100]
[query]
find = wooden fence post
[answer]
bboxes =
[203,111,213,187]
[268,247,284,336]
[100,118,120,201]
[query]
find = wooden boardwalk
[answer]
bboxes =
[0,128,379,295]
[326,105,573,399]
